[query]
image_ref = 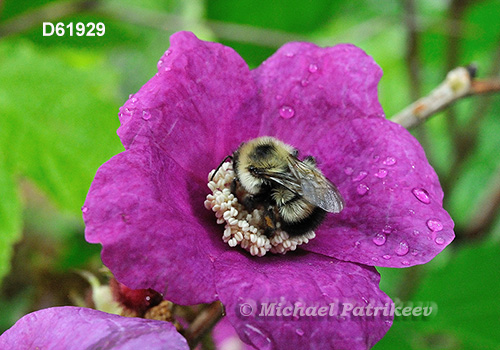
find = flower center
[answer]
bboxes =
[204,161,315,257]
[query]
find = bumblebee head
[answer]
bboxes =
[233,137,295,194]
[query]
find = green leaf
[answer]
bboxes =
[0,39,123,214]
[376,241,500,349]
[0,163,22,285]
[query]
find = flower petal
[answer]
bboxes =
[84,147,228,304]
[215,251,392,350]
[252,41,384,144]
[302,118,454,267]
[118,31,259,182]
[0,307,188,350]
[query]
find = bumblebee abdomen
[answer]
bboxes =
[280,206,327,237]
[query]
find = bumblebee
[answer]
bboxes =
[217,137,344,237]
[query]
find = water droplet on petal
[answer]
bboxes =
[402,260,410,266]
[352,171,368,182]
[413,230,420,236]
[157,59,164,70]
[395,241,409,256]
[435,237,445,245]
[354,240,361,247]
[308,63,318,73]
[164,66,172,72]
[357,183,369,195]
[300,79,309,87]
[383,156,396,166]
[383,254,391,260]
[81,206,88,213]
[285,52,295,57]
[243,325,272,350]
[412,188,431,204]
[427,219,443,232]
[371,257,379,262]
[296,328,304,336]
[373,233,386,246]
[382,225,392,234]
[142,111,151,120]
[279,105,295,119]
[344,166,354,175]
[411,249,418,256]
[374,169,388,178]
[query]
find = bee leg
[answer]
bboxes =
[262,205,278,237]
[303,156,316,166]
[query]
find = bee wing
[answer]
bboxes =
[288,158,345,213]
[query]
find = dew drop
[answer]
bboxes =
[382,156,396,166]
[411,249,418,256]
[402,260,410,266]
[344,166,354,175]
[435,237,445,245]
[427,219,443,232]
[300,79,309,87]
[357,183,369,195]
[374,169,388,178]
[382,254,391,260]
[372,233,386,246]
[157,59,164,70]
[382,225,392,234]
[413,230,420,236]
[354,240,361,247]
[164,66,172,72]
[142,111,151,120]
[308,63,318,73]
[81,206,88,213]
[243,325,272,350]
[352,171,368,182]
[164,49,172,56]
[279,105,295,119]
[395,241,409,256]
[296,328,304,336]
[371,257,379,262]
[285,52,295,57]
[412,188,431,204]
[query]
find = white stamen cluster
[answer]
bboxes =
[204,162,316,257]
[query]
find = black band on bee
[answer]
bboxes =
[281,207,327,237]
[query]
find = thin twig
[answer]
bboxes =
[184,301,224,349]
[390,66,500,129]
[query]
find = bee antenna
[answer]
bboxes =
[210,155,233,182]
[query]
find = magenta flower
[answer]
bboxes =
[0,307,188,349]
[80,32,453,349]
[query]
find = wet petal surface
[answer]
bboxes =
[215,251,393,350]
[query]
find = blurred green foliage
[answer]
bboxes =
[1,0,499,349]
